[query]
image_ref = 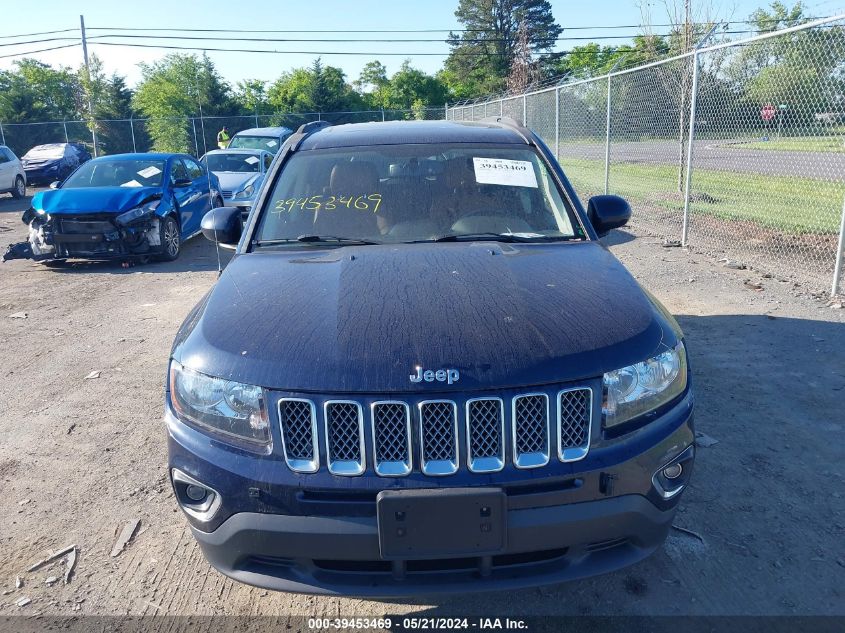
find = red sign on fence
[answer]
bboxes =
[761,104,776,121]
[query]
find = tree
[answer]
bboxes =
[354,61,389,108]
[506,21,540,93]
[133,53,234,153]
[725,2,845,129]
[0,59,79,123]
[639,0,723,191]
[236,79,269,118]
[267,59,363,118]
[78,56,138,153]
[445,0,563,96]
[548,36,670,80]
[386,61,449,111]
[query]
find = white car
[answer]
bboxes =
[0,146,26,199]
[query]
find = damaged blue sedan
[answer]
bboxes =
[3,153,223,264]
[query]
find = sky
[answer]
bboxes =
[1,0,842,89]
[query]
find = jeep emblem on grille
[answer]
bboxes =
[410,366,460,385]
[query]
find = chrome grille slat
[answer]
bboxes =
[466,398,504,473]
[371,401,412,477]
[325,401,365,476]
[278,398,319,473]
[557,388,592,462]
[280,386,593,476]
[512,393,550,469]
[419,400,458,475]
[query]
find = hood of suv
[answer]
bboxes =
[172,242,680,393]
[33,187,161,215]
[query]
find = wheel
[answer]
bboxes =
[212,195,224,208]
[158,215,181,261]
[11,176,25,199]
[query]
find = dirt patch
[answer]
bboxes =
[630,200,840,292]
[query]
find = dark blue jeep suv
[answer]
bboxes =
[165,118,695,596]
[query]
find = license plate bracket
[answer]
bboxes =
[376,488,506,560]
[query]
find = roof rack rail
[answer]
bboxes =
[478,116,532,145]
[290,120,332,150]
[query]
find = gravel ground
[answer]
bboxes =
[0,189,843,622]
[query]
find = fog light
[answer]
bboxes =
[662,463,683,480]
[171,468,222,522]
[185,484,208,502]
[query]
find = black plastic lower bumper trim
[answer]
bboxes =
[190,493,676,596]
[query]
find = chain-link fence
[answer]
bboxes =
[0,107,448,161]
[448,15,845,297]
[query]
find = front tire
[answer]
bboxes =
[11,176,25,199]
[158,216,181,261]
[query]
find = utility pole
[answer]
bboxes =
[80,15,99,157]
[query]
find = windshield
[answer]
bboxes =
[254,144,582,245]
[204,153,261,173]
[62,159,166,188]
[24,145,65,160]
[228,135,286,153]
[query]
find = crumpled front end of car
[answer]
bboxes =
[3,201,165,262]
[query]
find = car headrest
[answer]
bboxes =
[330,161,378,193]
[443,157,476,189]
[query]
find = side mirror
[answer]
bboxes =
[172,178,192,188]
[49,181,60,189]
[201,206,242,247]
[587,194,631,237]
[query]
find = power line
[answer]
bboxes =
[0,37,79,48]
[0,43,78,60]
[91,41,494,56]
[83,16,829,34]
[0,28,77,40]
[85,31,756,45]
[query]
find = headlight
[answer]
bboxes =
[168,360,270,448]
[603,341,687,429]
[234,184,254,199]
[116,200,160,226]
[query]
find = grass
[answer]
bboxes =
[554,136,845,153]
[560,158,843,235]
[728,136,845,153]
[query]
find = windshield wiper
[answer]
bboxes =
[254,234,381,247]
[412,233,581,244]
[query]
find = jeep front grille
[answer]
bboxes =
[466,398,504,473]
[371,402,412,476]
[277,385,593,477]
[325,401,365,476]
[278,398,319,473]
[419,400,459,475]
[557,388,592,462]
[512,394,550,469]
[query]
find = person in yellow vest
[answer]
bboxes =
[217,126,230,149]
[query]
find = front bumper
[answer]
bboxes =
[191,493,676,596]
[3,213,165,262]
[23,166,62,184]
[167,387,694,596]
